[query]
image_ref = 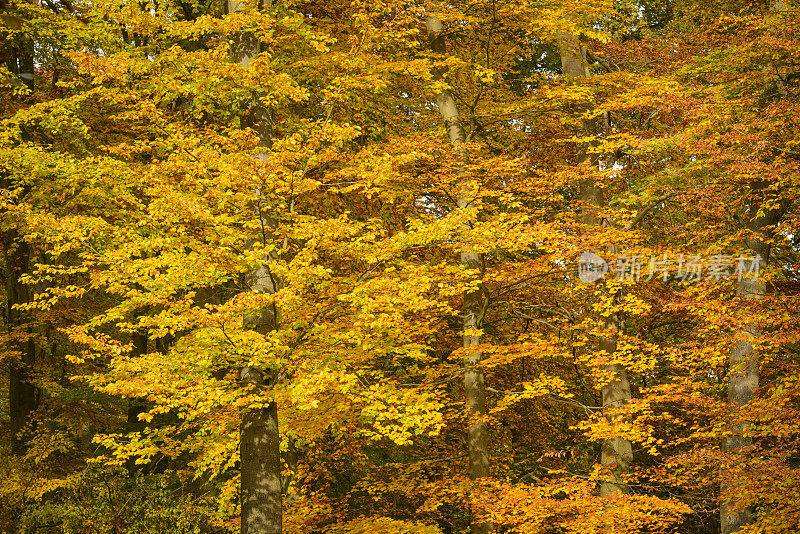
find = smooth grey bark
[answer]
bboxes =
[720,200,789,534]
[719,278,759,534]
[228,1,282,532]
[597,335,633,496]
[237,188,283,515]
[558,33,633,496]
[240,397,281,534]
[5,237,38,455]
[720,3,790,529]
[239,235,281,534]
[558,32,591,78]
[425,14,490,534]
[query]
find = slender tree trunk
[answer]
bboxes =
[597,334,633,496]
[239,249,281,534]
[720,1,789,527]
[425,14,490,534]
[5,40,35,92]
[558,33,633,496]
[17,41,34,93]
[721,201,788,534]
[5,237,38,455]
[4,37,37,454]
[720,279,760,534]
[227,1,282,531]
[126,329,149,431]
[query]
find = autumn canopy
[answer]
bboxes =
[1,0,799,532]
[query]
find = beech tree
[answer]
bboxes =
[557,28,635,497]
[1,0,799,533]
[424,12,491,534]
[227,0,283,530]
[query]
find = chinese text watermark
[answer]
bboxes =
[578,253,762,283]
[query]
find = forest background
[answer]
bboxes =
[1,0,799,532]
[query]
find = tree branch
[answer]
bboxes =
[624,191,677,231]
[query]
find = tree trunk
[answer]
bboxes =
[720,1,789,527]
[239,248,281,534]
[425,14,490,534]
[227,1,282,531]
[241,400,281,534]
[720,201,788,534]
[720,278,760,534]
[598,335,633,496]
[4,35,37,455]
[558,33,633,496]
[17,41,34,93]
[126,329,148,427]
[5,237,38,455]
[5,40,35,93]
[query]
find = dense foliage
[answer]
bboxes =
[1,0,798,532]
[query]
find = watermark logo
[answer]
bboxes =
[578,251,609,283]
[578,253,762,283]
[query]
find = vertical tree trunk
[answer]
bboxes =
[240,398,281,534]
[239,251,281,534]
[425,15,490,534]
[5,237,38,455]
[227,1,282,532]
[720,2,789,528]
[126,329,149,428]
[721,202,788,534]
[720,278,760,534]
[597,335,633,496]
[558,33,633,496]
[17,41,34,93]
[5,40,35,93]
[4,35,37,454]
